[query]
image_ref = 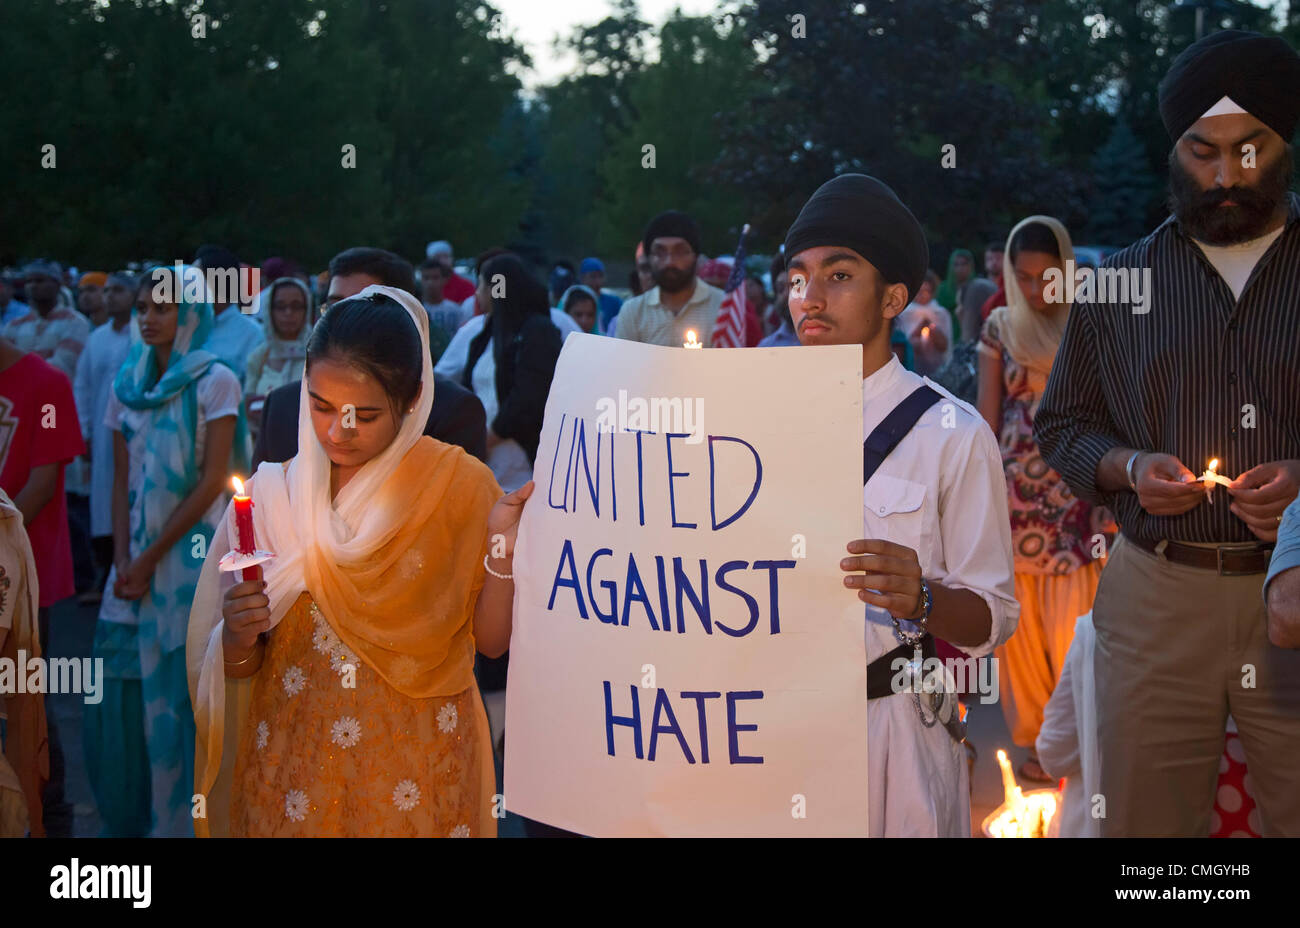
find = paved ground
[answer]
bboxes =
[46,597,1025,837]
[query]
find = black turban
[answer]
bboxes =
[1158,30,1300,142]
[783,174,928,302]
[642,210,702,257]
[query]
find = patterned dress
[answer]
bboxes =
[230,592,489,837]
[982,316,1113,574]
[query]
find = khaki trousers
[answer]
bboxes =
[1092,535,1300,836]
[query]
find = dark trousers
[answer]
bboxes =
[36,606,72,837]
[92,535,114,592]
[66,492,95,593]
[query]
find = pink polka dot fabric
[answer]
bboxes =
[1210,732,1260,838]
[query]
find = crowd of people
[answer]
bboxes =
[1,28,1299,839]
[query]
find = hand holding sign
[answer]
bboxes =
[840,538,923,619]
[487,480,536,561]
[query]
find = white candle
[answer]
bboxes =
[1199,458,1232,502]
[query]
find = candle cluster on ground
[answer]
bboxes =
[985,749,1058,838]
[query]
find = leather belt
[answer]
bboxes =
[1124,533,1273,576]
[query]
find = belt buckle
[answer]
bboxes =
[1216,546,1256,577]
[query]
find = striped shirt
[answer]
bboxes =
[1035,192,1300,544]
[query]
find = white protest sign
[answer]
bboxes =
[504,334,867,836]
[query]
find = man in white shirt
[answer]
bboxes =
[193,245,265,382]
[784,174,1019,837]
[615,211,724,347]
[73,271,135,602]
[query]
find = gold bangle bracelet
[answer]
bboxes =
[224,639,264,667]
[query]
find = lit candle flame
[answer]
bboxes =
[987,747,1058,837]
[232,475,247,497]
[683,329,701,349]
[1208,458,1219,473]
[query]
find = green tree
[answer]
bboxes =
[597,11,760,255]
[1085,119,1159,245]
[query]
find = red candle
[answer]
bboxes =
[231,476,262,582]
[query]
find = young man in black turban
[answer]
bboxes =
[1036,30,1300,836]
[785,174,1019,837]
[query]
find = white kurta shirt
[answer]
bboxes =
[434,308,581,382]
[861,355,1018,837]
[73,320,133,536]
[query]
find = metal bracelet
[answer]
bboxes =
[224,639,263,667]
[1125,450,1143,492]
[890,577,931,647]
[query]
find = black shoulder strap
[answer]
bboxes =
[863,385,943,484]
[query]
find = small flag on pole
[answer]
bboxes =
[710,223,750,348]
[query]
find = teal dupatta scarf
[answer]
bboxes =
[112,265,250,651]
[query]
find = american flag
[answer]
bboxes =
[710,223,750,348]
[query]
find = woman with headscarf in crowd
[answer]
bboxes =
[559,284,601,335]
[188,286,530,837]
[975,217,1113,784]
[935,248,995,342]
[244,277,313,437]
[463,254,563,493]
[83,264,249,836]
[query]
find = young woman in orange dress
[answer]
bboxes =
[188,285,530,837]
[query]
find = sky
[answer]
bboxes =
[492,0,723,87]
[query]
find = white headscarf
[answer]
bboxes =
[985,215,1074,381]
[249,283,436,628]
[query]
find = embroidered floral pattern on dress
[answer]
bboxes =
[393,780,421,811]
[449,824,470,837]
[282,665,306,697]
[331,716,362,749]
[231,593,486,837]
[311,608,341,654]
[330,647,359,675]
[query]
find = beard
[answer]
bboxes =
[1168,146,1293,245]
[652,262,696,294]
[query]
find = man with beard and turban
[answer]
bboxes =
[785,174,1018,836]
[614,210,725,347]
[1035,30,1300,837]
